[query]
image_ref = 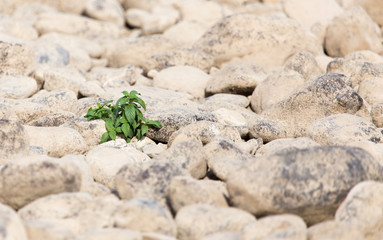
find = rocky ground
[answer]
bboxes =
[1,0,383,239]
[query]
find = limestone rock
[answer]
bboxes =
[115,161,187,206]
[358,77,383,105]
[212,108,247,127]
[87,65,142,87]
[152,66,209,99]
[335,181,383,240]
[0,155,81,209]
[241,214,307,240]
[0,119,29,164]
[25,125,88,157]
[250,69,305,113]
[85,145,150,188]
[306,113,382,145]
[154,141,206,179]
[42,67,86,95]
[168,175,228,213]
[206,61,267,96]
[201,232,241,240]
[345,50,383,63]
[257,73,363,138]
[29,89,77,112]
[79,81,106,97]
[226,146,383,225]
[61,118,106,147]
[163,20,208,47]
[29,110,75,127]
[0,203,28,240]
[193,13,322,67]
[0,16,38,41]
[308,220,364,240]
[255,137,320,157]
[284,51,324,81]
[371,103,383,127]
[175,204,256,240]
[204,93,250,109]
[0,41,35,77]
[85,0,125,26]
[30,41,70,69]
[338,0,383,26]
[325,7,383,57]
[142,48,214,73]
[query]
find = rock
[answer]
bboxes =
[30,41,70,69]
[104,35,177,68]
[0,155,81,209]
[326,58,383,87]
[12,3,57,23]
[335,181,383,240]
[29,110,75,127]
[168,175,229,213]
[168,121,242,146]
[347,141,383,166]
[250,69,305,113]
[24,218,83,240]
[175,204,256,240]
[193,13,322,67]
[372,103,383,127]
[248,118,288,143]
[61,118,106,147]
[213,108,247,127]
[115,161,187,206]
[0,119,29,164]
[34,12,121,40]
[0,203,28,240]
[71,97,108,118]
[8,0,86,15]
[206,61,267,96]
[284,51,324,81]
[234,138,263,155]
[226,146,383,225]
[0,75,37,99]
[345,50,383,63]
[79,228,142,240]
[87,65,143,87]
[308,220,364,240]
[29,89,77,112]
[163,20,208,48]
[152,66,209,99]
[126,5,180,34]
[85,0,125,26]
[85,144,150,188]
[42,67,86,95]
[200,232,241,240]
[256,73,363,138]
[175,0,232,26]
[204,93,250,109]
[114,197,177,236]
[325,7,383,57]
[0,40,35,77]
[255,137,320,157]
[358,77,383,105]
[79,81,106,97]
[0,15,38,41]
[338,0,383,26]
[25,125,88,157]
[241,214,307,240]
[282,0,343,29]
[142,48,214,73]
[154,141,206,179]
[142,232,178,240]
[306,114,382,145]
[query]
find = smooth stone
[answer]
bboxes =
[284,51,324,81]
[61,118,106,147]
[0,203,28,240]
[0,40,35,77]
[42,67,86,95]
[0,75,37,99]
[0,119,29,164]
[163,20,208,48]
[29,89,77,112]
[85,0,125,26]
[358,77,383,106]
[256,137,320,157]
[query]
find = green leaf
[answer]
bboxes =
[109,130,116,140]
[97,103,102,108]
[141,124,149,136]
[100,132,110,143]
[122,91,129,97]
[146,120,162,129]
[130,96,146,110]
[104,118,114,131]
[124,104,136,124]
[137,129,142,140]
[115,127,122,133]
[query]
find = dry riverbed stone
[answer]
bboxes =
[226,145,383,225]
[0,119,30,164]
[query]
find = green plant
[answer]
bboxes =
[84,90,162,143]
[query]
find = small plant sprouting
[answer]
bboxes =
[84,90,162,144]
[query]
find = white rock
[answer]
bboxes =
[0,75,37,99]
[85,0,125,26]
[163,20,208,47]
[43,67,86,95]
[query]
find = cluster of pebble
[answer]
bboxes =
[1,0,383,239]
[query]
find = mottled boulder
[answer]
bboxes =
[30,41,70,69]
[325,7,383,57]
[226,146,383,225]
[0,119,30,164]
[306,114,382,145]
[193,13,322,67]
[345,50,383,63]
[284,51,324,81]
[206,61,267,96]
[175,204,256,240]
[29,89,77,112]
[241,214,307,240]
[335,181,383,240]
[86,65,142,88]
[29,110,75,127]
[0,41,35,77]
[255,73,363,138]
[168,175,228,213]
[0,155,81,209]
[154,141,206,179]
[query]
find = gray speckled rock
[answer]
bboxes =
[284,51,323,81]
[306,113,382,145]
[0,41,35,77]
[372,102,383,127]
[0,155,81,210]
[29,110,75,127]
[42,67,86,95]
[226,146,383,225]
[61,118,106,147]
[256,137,320,157]
[85,0,125,26]
[0,119,30,164]
[29,89,77,112]
[175,204,256,240]
[0,75,38,99]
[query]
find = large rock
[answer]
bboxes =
[335,181,383,240]
[28,89,77,112]
[255,137,320,157]
[0,203,28,240]
[193,13,322,67]
[251,73,363,139]
[0,41,35,77]
[338,0,383,26]
[358,77,383,105]
[61,118,106,147]
[85,0,125,26]
[306,113,382,145]
[175,204,256,240]
[284,51,324,81]
[206,61,267,96]
[29,110,75,127]
[86,65,143,88]
[163,20,208,48]
[0,155,81,209]
[25,125,88,157]
[0,119,30,164]
[325,7,383,57]
[308,220,364,240]
[42,67,87,95]
[226,146,383,225]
